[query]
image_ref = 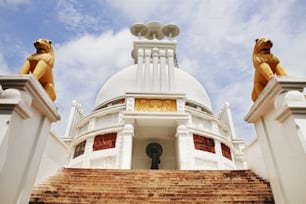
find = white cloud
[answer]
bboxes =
[0,52,8,74]
[105,0,165,21]
[51,29,134,135]
[56,0,98,32]
[0,0,31,6]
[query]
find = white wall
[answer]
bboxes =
[243,138,269,180]
[35,131,69,185]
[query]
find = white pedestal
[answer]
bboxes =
[245,76,306,204]
[0,75,60,204]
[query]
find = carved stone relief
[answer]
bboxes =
[134,98,176,112]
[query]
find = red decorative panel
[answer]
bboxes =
[221,143,232,160]
[93,133,117,151]
[73,140,86,158]
[193,134,215,153]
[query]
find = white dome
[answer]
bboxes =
[94,64,212,112]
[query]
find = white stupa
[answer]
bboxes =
[1,22,306,204]
[62,22,246,170]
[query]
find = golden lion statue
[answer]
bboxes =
[19,39,56,101]
[251,37,287,102]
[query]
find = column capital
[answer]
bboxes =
[167,49,174,57]
[159,49,166,57]
[144,48,151,56]
[176,123,188,137]
[152,47,159,56]
[122,122,135,136]
[137,48,144,56]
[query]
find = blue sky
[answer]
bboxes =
[1,0,306,143]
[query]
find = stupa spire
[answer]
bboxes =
[130,22,180,93]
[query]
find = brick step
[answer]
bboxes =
[56,174,268,184]
[59,174,266,181]
[30,197,273,204]
[30,168,274,203]
[64,169,258,175]
[31,193,273,201]
[37,185,271,193]
[45,176,269,184]
[48,175,266,181]
[43,177,269,184]
[30,194,272,204]
[61,169,255,175]
[44,180,269,187]
[33,185,272,195]
[33,185,272,194]
[32,186,272,195]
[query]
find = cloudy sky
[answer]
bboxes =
[0,0,305,143]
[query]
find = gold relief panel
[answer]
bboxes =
[134,98,177,112]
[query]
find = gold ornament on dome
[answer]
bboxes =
[134,99,177,112]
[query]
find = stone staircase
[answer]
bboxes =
[29,168,274,203]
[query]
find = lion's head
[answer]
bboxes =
[254,37,273,54]
[34,39,53,54]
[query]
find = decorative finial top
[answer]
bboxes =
[130,22,180,40]
[162,24,180,38]
[130,23,149,38]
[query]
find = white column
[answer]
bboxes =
[0,75,60,204]
[136,49,144,91]
[175,124,194,170]
[120,123,134,169]
[245,76,306,204]
[160,49,167,92]
[144,49,151,91]
[214,140,223,168]
[218,102,237,139]
[82,137,93,168]
[152,47,159,91]
[167,49,175,91]
[211,120,219,134]
[64,100,83,138]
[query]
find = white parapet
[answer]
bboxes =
[245,76,306,204]
[0,75,60,204]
